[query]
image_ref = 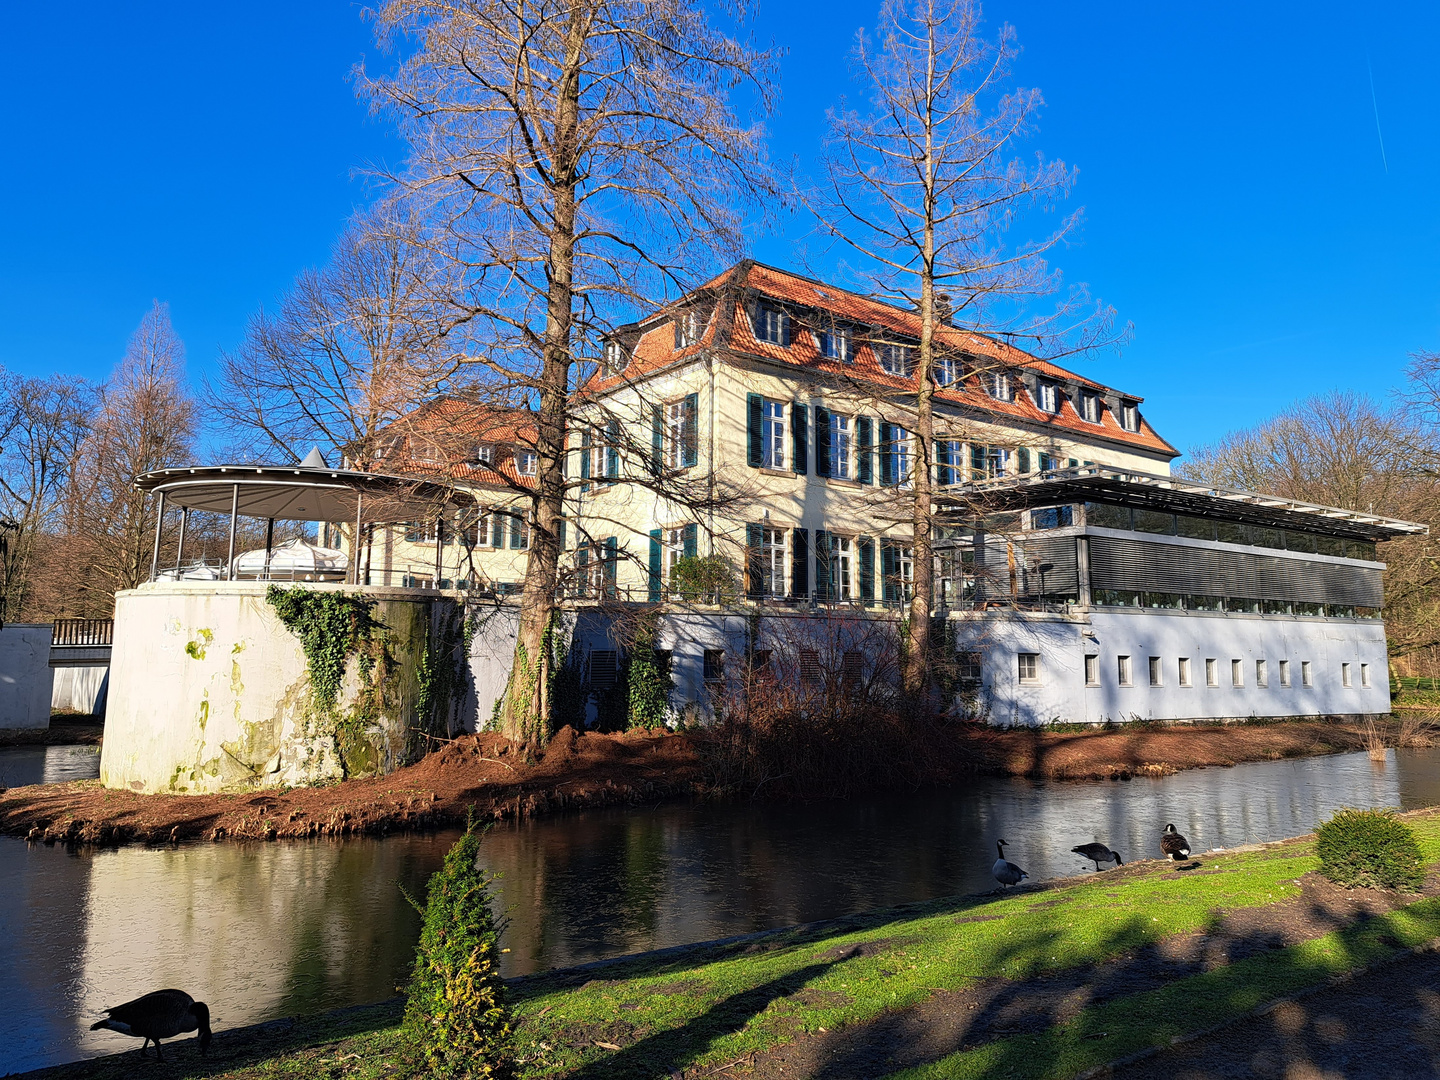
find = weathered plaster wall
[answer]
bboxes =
[0,624,55,729]
[101,582,451,794]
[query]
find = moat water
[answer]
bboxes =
[5,745,1440,1073]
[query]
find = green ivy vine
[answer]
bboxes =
[266,586,380,717]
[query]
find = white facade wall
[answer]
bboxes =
[0,624,55,729]
[52,665,109,716]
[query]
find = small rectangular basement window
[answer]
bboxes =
[1361,663,1371,688]
[1178,657,1192,687]
[1279,659,1291,688]
[1256,659,1268,688]
[703,649,725,682]
[591,650,619,689]
[1206,658,1218,687]
[1302,660,1313,687]
[1084,654,1099,686]
[1232,659,1244,688]
[1018,652,1040,684]
[1342,662,1352,688]
[1148,656,1162,687]
[1118,655,1132,687]
[800,648,822,684]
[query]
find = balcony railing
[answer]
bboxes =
[52,618,114,647]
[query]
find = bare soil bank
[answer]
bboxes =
[0,719,1370,847]
[0,714,104,747]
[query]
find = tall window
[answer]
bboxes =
[1232,659,1244,687]
[761,399,785,469]
[830,414,852,479]
[1036,381,1060,413]
[890,426,911,485]
[934,353,960,386]
[1279,659,1291,687]
[1206,658,1218,686]
[1301,660,1313,687]
[986,446,1010,478]
[1178,657,1192,687]
[1342,662,1352,688]
[1018,652,1040,684]
[1121,401,1140,431]
[1118,655,1132,686]
[675,309,702,348]
[1084,654,1099,686]
[829,535,854,599]
[1256,659,1268,687]
[755,305,787,345]
[663,526,686,581]
[666,400,689,469]
[1361,663,1371,688]
[761,527,786,595]
[1149,656,1163,686]
[817,326,851,361]
[516,450,537,476]
[604,340,624,373]
[987,370,1013,401]
[1079,392,1101,424]
[880,343,912,376]
[935,439,963,486]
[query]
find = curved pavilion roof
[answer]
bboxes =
[134,463,474,524]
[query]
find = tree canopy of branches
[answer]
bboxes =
[209,210,459,469]
[65,301,196,613]
[359,0,778,742]
[809,0,1104,696]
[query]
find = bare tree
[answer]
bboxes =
[0,372,95,621]
[809,0,1109,698]
[359,0,778,742]
[209,209,459,468]
[66,302,196,612]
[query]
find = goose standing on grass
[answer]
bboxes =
[992,839,1028,889]
[90,989,211,1061]
[1071,842,1123,871]
[1160,823,1192,861]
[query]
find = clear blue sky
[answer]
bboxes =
[2,2,1437,459]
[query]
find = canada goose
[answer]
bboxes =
[90,989,211,1061]
[1071,842,1123,871]
[1160,823,1192,861]
[992,839,1028,889]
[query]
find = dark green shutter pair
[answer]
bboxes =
[653,393,699,471]
[1018,447,1031,473]
[747,397,808,475]
[815,407,831,477]
[857,417,873,484]
[604,537,618,597]
[792,527,809,598]
[580,430,592,492]
[745,523,764,597]
[858,537,875,600]
[605,420,620,479]
[648,529,663,600]
[882,542,898,602]
[879,422,895,485]
[813,529,829,599]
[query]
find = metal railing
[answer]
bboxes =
[52,618,114,646]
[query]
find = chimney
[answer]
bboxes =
[934,293,954,326]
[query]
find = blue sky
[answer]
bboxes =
[2,2,1437,459]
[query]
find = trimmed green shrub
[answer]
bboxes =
[1316,808,1425,891]
[403,822,514,1078]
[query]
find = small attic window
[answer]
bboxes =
[476,444,493,465]
[674,309,703,350]
[603,340,624,373]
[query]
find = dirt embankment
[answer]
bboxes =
[0,719,1372,848]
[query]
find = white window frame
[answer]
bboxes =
[1302,660,1313,687]
[1206,658,1218,687]
[830,413,853,480]
[880,343,911,377]
[761,398,786,470]
[1232,659,1244,688]
[761,526,786,596]
[476,444,493,465]
[1084,654,1100,686]
[1342,662,1353,688]
[829,534,854,599]
[1079,392,1101,424]
[1256,659,1268,688]
[756,305,787,345]
[1018,652,1040,684]
[1118,655,1132,687]
[987,370,1013,402]
[676,309,702,349]
[817,326,852,362]
[666,399,688,470]
[516,449,538,477]
[663,526,686,583]
[604,340,624,373]
[1121,401,1140,432]
[891,426,911,486]
[1149,656,1163,687]
[934,353,960,386]
[936,439,963,487]
[1361,663,1371,688]
[1279,659,1291,688]
[1178,657,1192,687]
[985,446,1010,478]
[1037,381,1059,413]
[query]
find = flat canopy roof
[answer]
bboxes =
[135,464,476,523]
[934,466,1427,542]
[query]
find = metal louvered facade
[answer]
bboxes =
[979,535,1080,598]
[1087,535,1383,608]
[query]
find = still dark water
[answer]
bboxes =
[5,746,1440,1074]
[0,745,101,789]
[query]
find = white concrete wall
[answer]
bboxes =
[52,665,109,715]
[101,582,445,794]
[0,624,55,729]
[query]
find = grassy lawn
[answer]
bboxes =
[32,812,1440,1080]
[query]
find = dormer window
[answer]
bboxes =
[879,343,913,377]
[476,444,493,465]
[1120,401,1140,432]
[754,305,789,346]
[816,325,852,362]
[1035,380,1060,413]
[986,370,1013,402]
[934,353,960,387]
[603,340,625,373]
[516,450,538,476]
[1079,391,1101,424]
[674,309,703,350]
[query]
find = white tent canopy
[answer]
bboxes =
[232,538,348,580]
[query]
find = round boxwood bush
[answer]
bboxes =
[1316,808,1425,891]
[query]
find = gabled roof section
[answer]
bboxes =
[587,260,1177,459]
[373,396,539,492]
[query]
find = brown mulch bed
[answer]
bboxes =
[718,862,1440,1079]
[0,719,1372,848]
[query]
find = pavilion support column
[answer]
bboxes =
[352,494,364,585]
[149,491,166,582]
[176,508,189,576]
[262,517,275,581]
[363,525,374,586]
[434,516,443,587]
[226,484,239,581]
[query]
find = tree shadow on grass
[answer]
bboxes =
[564,962,835,1080]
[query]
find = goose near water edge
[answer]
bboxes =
[1160,823,1192,860]
[90,989,212,1061]
[992,839,1028,889]
[1071,842,1123,871]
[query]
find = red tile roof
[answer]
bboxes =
[373,397,538,493]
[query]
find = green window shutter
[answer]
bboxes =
[780,311,791,347]
[558,518,566,551]
[791,403,808,475]
[1018,447,1031,473]
[792,528,809,598]
[859,536,875,601]
[746,523,764,597]
[882,542,897,602]
[605,420,620,479]
[747,394,763,467]
[682,522,698,559]
[1068,458,1079,468]
[814,407,832,478]
[509,514,521,549]
[604,537,618,597]
[971,443,986,478]
[648,529,663,602]
[935,441,953,487]
[579,429,591,491]
[651,404,663,473]
[813,529,829,600]
[857,417,873,484]
[491,515,504,548]
[879,422,894,486]
[576,544,589,596]
[683,393,698,468]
